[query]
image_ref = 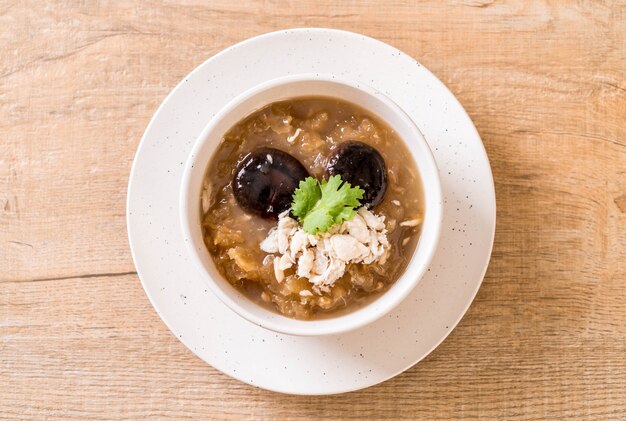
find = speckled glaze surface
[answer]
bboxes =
[127,28,496,395]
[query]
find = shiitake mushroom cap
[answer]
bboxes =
[326,140,388,207]
[232,147,309,219]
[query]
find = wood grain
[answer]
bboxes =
[1,1,625,419]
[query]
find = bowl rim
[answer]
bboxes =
[180,73,443,336]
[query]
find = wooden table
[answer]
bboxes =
[2,1,625,419]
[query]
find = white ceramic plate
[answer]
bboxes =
[127,28,496,395]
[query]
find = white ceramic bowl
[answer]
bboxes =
[180,74,443,336]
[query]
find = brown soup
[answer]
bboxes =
[200,97,424,319]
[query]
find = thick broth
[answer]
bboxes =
[201,97,424,319]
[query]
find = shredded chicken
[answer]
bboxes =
[260,208,390,293]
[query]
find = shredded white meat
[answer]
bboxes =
[260,208,390,293]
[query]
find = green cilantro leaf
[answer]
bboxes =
[291,175,364,235]
[333,207,357,225]
[291,177,321,219]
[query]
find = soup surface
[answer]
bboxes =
[201,97,424,319]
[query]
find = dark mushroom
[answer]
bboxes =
[232,147,309,219]
[326,141,387,207]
